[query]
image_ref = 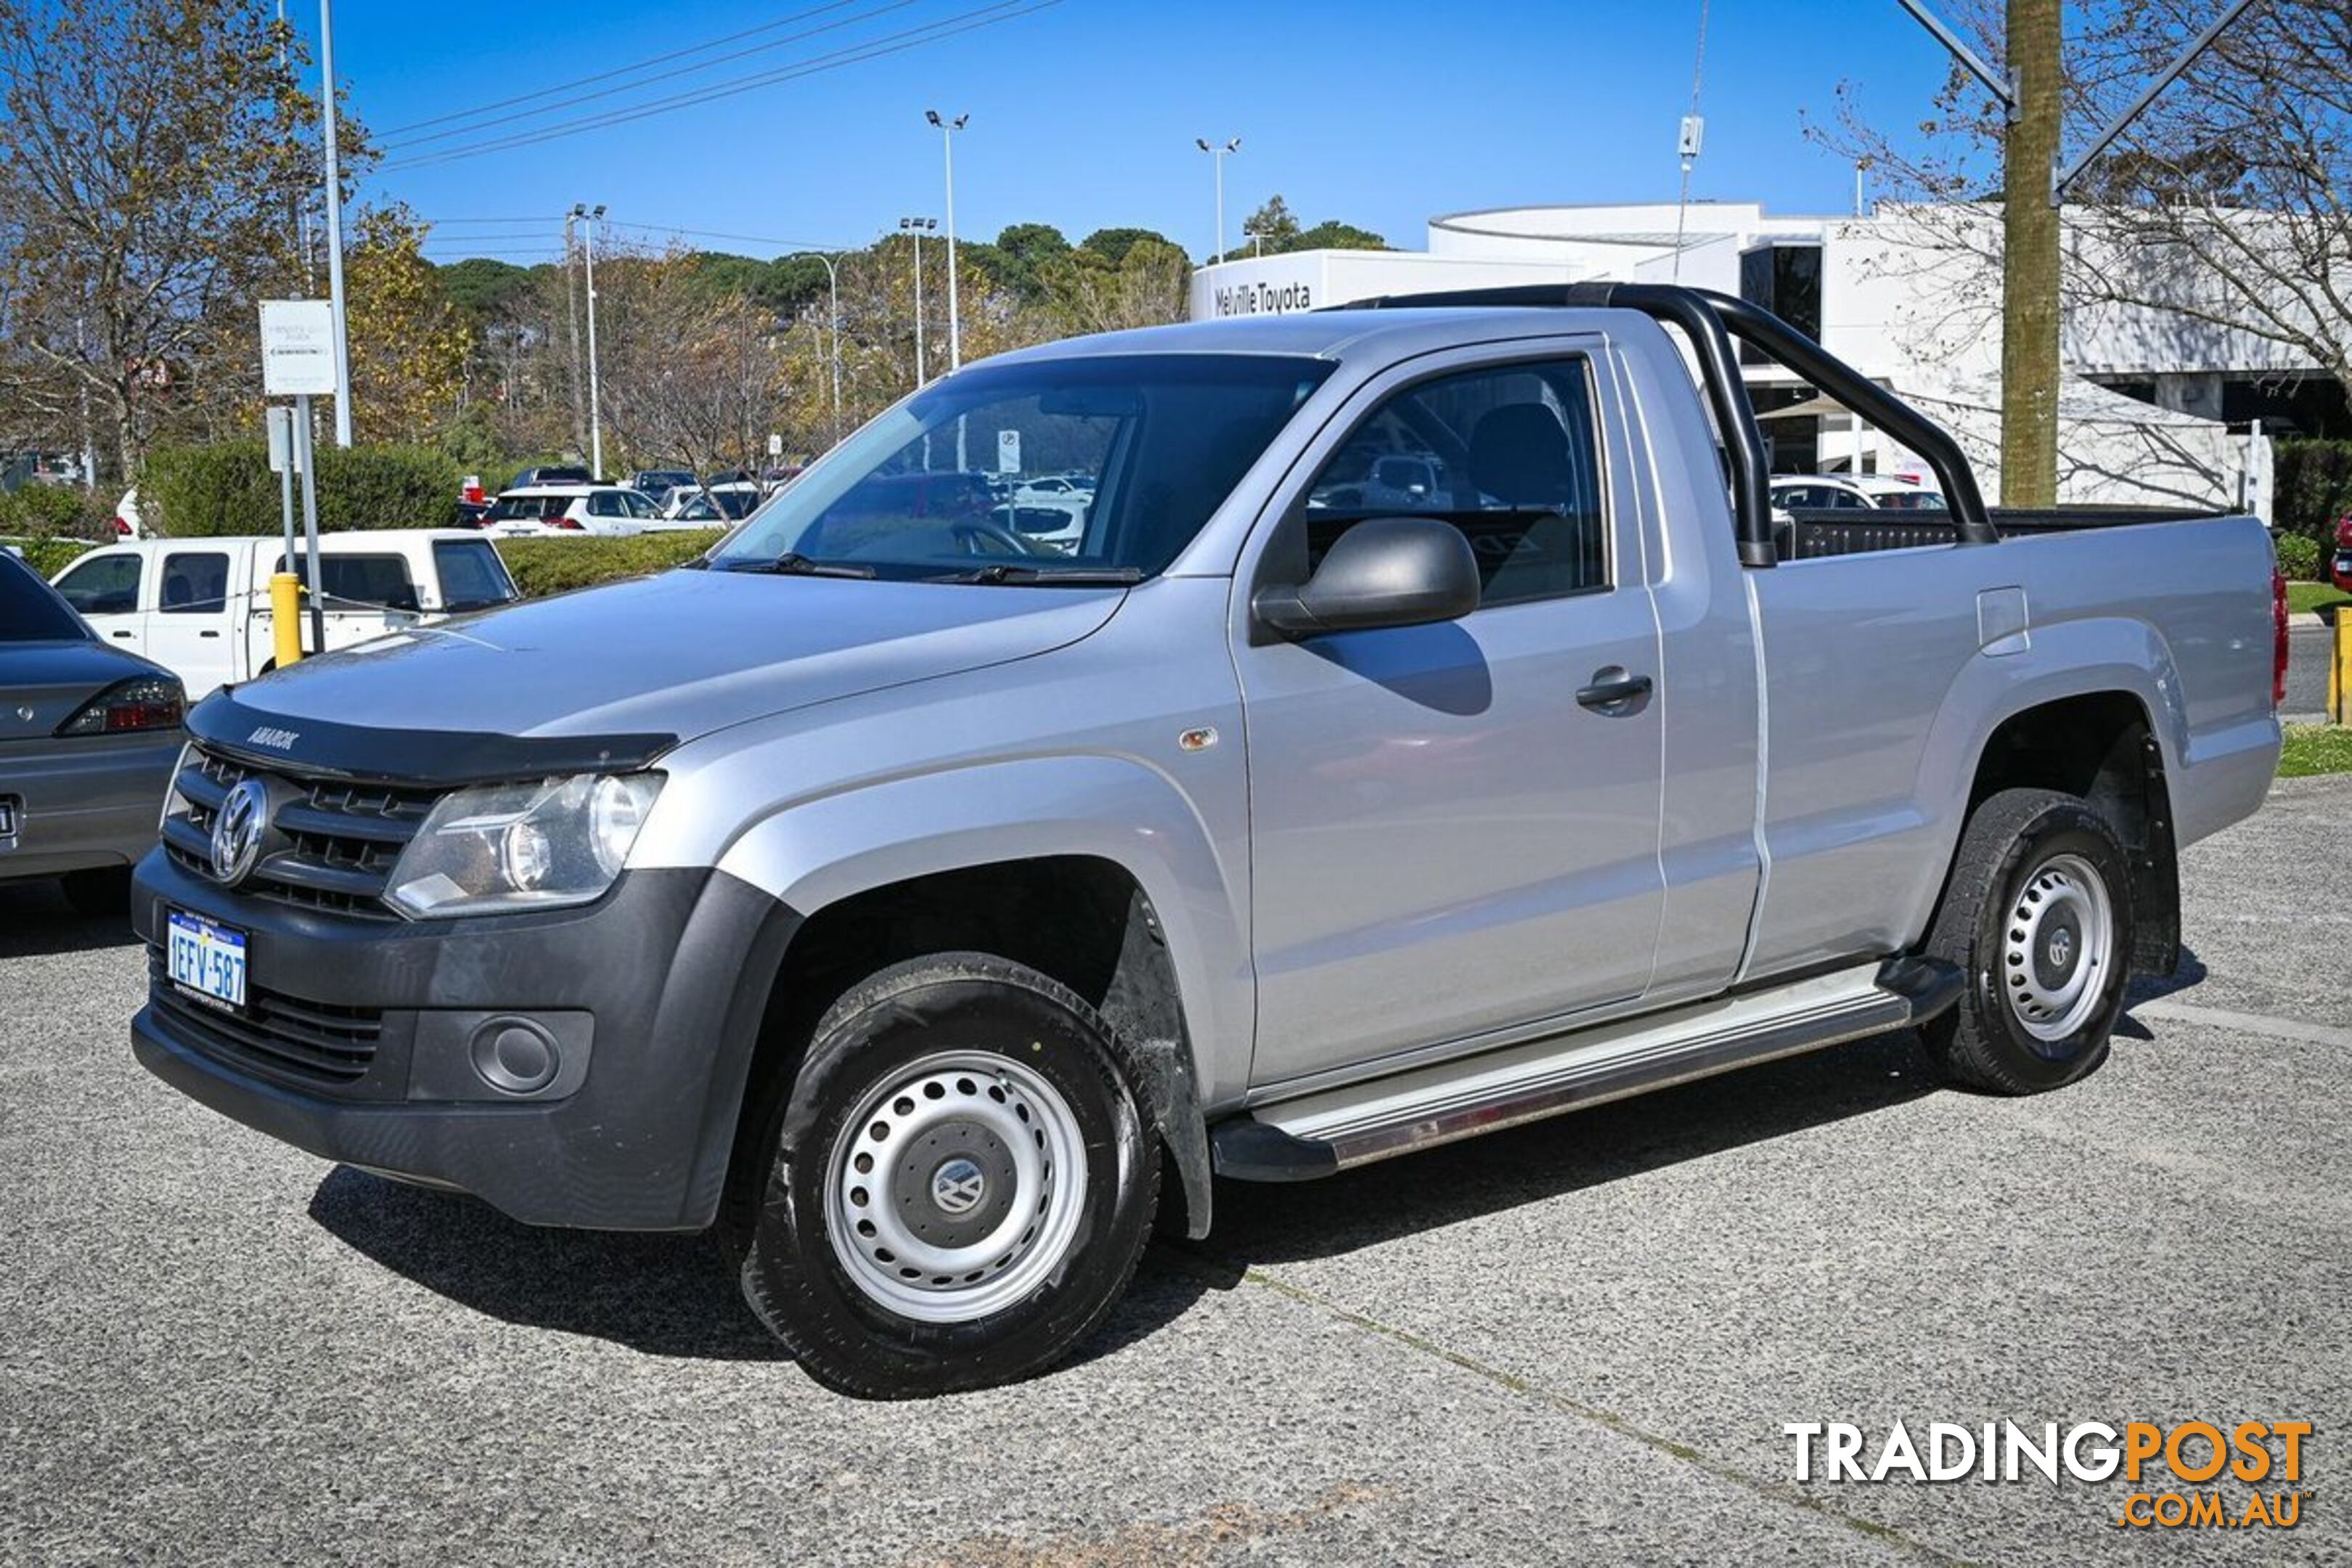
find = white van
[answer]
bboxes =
[48,530,519,699]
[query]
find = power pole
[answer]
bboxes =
[2000,0,2062,508]
[1899,0,2263,511]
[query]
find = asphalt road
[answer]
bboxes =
[2284,624,2332,721]
[4,779,2348,1566]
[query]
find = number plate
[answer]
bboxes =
[166,909,248,1010]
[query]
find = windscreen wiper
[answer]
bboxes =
[931,563,1145,586]
[727,552,876,579]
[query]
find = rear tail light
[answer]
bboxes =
[555,517,584,531]
[2272,567,2290,709]
[111,516,131,536]
[56,674,185,736]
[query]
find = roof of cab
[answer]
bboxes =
[983,306,1628,368]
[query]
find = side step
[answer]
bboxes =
[1212,958,1961,1182]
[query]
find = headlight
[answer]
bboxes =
[385,772,663,918]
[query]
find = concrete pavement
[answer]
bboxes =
[3,777,2347,1565]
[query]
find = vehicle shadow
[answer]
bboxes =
[308,1166,788,1360]
[0,880,143,960]
[2118,946,2211,1036]
[306,1162,1214,1369]
[1185,1026,1945,1272]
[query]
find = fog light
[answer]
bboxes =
[470,1016,560,1095]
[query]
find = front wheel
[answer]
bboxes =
[1920,788,2135,1095]
[739,952,1158,1398]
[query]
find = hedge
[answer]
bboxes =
[2274,533,2322,580]
[2273,439,2352,561]
[143,441,461,538]
[1,536,97,578]
[0,482,107,539]
[492,533,715,597]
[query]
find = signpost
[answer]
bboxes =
[264,407,303,669]
[996,429,1021,475]
[259,301,335,656]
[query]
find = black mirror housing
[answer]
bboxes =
[1254,515,1481,639]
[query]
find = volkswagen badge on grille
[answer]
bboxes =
[208,777,269,886]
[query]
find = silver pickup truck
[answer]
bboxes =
[129,285,2284,1398]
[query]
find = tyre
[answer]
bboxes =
[1920,787,2135,1095]
[739,952,1159,1398]
[60,867,131,917]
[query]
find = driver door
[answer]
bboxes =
[1235,345,1666,1088]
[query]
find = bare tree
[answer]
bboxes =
[1811,0,2352,419]
[0,0,368,478]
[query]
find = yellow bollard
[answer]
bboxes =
[2330,608,2352,726]
[269,573,304,668]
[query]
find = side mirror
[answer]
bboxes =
[1254,515,1481,639]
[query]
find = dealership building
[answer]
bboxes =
[1191,200,2338,516]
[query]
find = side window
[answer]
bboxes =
[1302,358,1606,605]
[1832,487,1867,509]
[275,554,419,610]
[54,554,142,616]
[624,491,658,519]
[589,491,621,518]
[158,551,229,614]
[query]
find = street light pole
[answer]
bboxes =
[317,0,353,446]
[1194,136,1241,262]
[813,252,843,444]
[573,203,607,478]
[926,110,969,372]
[900,217,934,387]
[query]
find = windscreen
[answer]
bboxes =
[487,493,573,521]
[433,540,520,610]
[709,354,1331,580]
[0,554,92,642]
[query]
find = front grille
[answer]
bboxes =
[148,950,385,1085]
[164,747,441,920]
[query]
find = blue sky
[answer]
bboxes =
[325,0,1976,266]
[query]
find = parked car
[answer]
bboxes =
[1770,473,1948,514]
[481,485,664,536]
[507,465,595,490]
[0,550,184,913]
[2332,518,2352,594]
[628,469,694,507]
[658,486,761,523]
[111,487,149,539]
[128,284,2280,1398]
[49,530,518,699]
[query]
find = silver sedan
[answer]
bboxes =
[1,550,185,913]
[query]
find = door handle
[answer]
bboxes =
[198,629,220,639]
[110,629,134,640]
[1576,667,1653,713]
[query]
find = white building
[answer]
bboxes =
[1191,200,2335,515]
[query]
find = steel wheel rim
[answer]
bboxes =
[824,1050,1090,1324]
[2001,852,2114,1047]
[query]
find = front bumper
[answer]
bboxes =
[131,849,799,1229]
[0,730,180,883]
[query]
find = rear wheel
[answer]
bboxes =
[739,952,1158,1398]
[1921,788,2134,1095]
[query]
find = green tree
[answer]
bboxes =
[992,221,1071,300]
[343,205,470,445]
[1077,226,1174,267]
[1293,220,1387,252]
[1241,195,1300,253]
[438,257,534,321]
